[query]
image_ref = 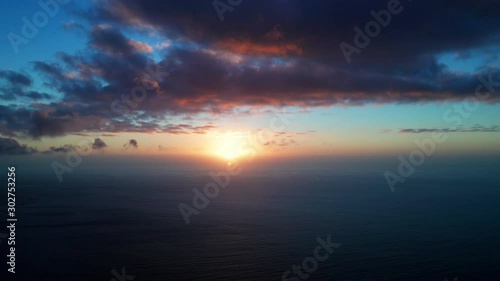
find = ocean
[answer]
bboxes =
[2,156,500,280]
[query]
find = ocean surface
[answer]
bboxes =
[1,156,500,281]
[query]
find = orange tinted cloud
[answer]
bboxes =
[215,39,302,56]
[128,40,153,53]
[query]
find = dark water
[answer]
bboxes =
[1,156,500,281]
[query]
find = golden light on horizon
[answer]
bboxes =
[210,131,254,163]
[214,145,245,163]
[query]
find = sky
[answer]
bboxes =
[0,0,499,162]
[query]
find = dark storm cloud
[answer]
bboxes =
[0,137,36,155]
[0,70,32,87]
[0,105,32,137]
[73,0,500,108]
[0,70,52,101]
[87,0,500,65]
[1,0,499,138]
[32,35,157,105]
[0,87,52,101]
[0,98,217,138]
[92,138,107,149]
[29,110,87,139]
[89,24,152,56]
[33,61,66,82]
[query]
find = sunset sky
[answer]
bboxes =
[1,0,499,161]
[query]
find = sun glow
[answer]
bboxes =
[224,151,237,160]
[216,146,246,163]
[210,131,254,163]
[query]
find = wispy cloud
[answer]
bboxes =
[399,125,500,133]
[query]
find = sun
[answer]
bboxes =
[224,151,237,160]
[217,149,245,164]
[209,131,256,164]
